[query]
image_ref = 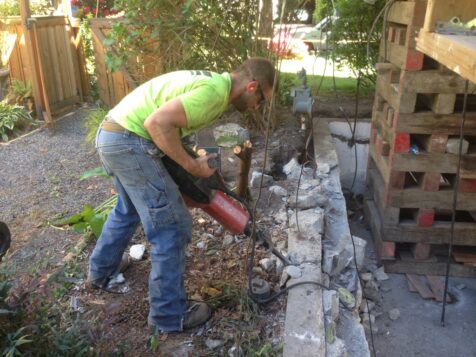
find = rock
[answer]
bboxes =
[269,185,288,196]
[287,190,322,210]
[457,283,466,290]
[259,258,275,272]
[222,234,234,247]
[129,244,146,260]
[323,290,339,322]
[250,171,274,188]
[325,336,347,357]
[389,308,400,321]
[196,241,207,250]
[288,207,325,235]
[360,272,373,281]
[283,158,313,180]
[351,236,367,270]
[317,162,330,175]
[205,339,225,350]
[374,266,389,281]
[285,265,302,278]
[359,299,375,313]
[337,287,356,308]
[364,280,381,302]
[213,123,249,147]
[228,346,243,357]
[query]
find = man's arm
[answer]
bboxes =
[144,97,216,178]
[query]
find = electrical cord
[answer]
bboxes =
[441,80,469,326]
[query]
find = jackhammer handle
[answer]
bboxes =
[207,158,219,169]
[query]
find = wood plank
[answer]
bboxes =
[48,26,64,102]
[426,275,451,302]
[385,258,476,278]
[397,111,476,135]
[406,274,435,299]
[400,70,476,94]
[367,166,400,225]
[364,198,396,260]
[379,40,424,71]
[383,221,476,246]
[407,277,418,292]
[388,188,476,210]
[417,31,476,84]
[423,0,476,32]
[452,250,476,264]
[61,24,78,100]
[387,1,416,26]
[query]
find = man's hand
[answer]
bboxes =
[188,153,217,178]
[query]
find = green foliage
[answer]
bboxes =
[0,0,53,16]
[80,167,109,180]
[1,327,32,357]
[0,102,34,141]
[104,0,268,81]
[52,194,116,238]
[277,73,298,106]
[71,0,117,18]
[330,0,386,83]
[8,79,32,104]
[313,0,327,23]
[79,20,100,100]
[84,106,108,145]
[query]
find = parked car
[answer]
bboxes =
[269,16,337,58]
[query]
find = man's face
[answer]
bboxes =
[233,80,272,113]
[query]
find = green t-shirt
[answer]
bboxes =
[108,70,231,139]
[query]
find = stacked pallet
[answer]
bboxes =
[365,0,476,277]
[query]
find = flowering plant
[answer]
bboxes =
[70,0,118,18]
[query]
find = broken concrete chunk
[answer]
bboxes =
[213,123,249,147]
[317,162,330,175]
[350,236,367,270]
[389,308,400,321]
[196,241,207,250]
[337,287,356,309]
[364,280,381,303]
[250,171,274,188]
[288,207,325,235]
[323,289,339,322]
[129,244,146,260]
[269,185,288,197]
[456,283,466,290]
[374,266,389,281]
[259,258,275,272]
[205,339,225,350]
[360,272,372,281]
[325,317,336,344]
[283,157,313,180]
[325,336,347,357]
[285,265,302,279]
[222,234,234,247]
[359,299,375,313]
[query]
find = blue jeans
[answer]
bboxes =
[88,128,193,332]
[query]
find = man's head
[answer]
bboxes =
[230,57,275,113]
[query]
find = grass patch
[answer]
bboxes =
[278,72,375,106]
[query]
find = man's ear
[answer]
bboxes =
[246,80,259,93]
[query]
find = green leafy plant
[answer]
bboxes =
[0,102,34,141]
[0,327,32,357]
[7,79,33,108]
[52,195,116,238]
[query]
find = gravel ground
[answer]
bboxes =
[0,107,113,276]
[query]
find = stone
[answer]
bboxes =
[360,272,372,281]
[374,266,389,281]
[205,339,225,350]
[129,244,146,260]
[317,162,330,175]
[337,287,355,308]
[322,245,353,277]
[389,308,400,321]
[285,265,302,279]
[196,241,207,250]
[213,123,249,147]
[228,346,243,357]
[222,234,234,247]
[325,317,336,344]
[351,236,367,270]
[283,158,313,180]
[359,299,375,313]
[364,280,381,302]
[259,258,275,272]
[457,283,466,290]
[325,336,347,357]
[323,290,339,322]
[250,171,274,188]
[288,207,325,235]
[279,270,290,288]
[269,185,288,197]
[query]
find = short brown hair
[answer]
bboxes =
[233,57,275,92]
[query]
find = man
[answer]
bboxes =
[88,57,275,333]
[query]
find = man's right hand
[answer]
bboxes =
[188,153,217,178]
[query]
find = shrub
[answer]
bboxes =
[0,102,34,141]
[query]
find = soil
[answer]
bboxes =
[1,102,326,356]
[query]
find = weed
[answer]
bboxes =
[0,102,35,142]
[84,107,108,146]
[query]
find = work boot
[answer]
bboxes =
[87,252,131,290]
[183,302,211,330]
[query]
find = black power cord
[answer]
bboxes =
[441,80,470,326]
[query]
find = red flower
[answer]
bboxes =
[103,9,110,16]
[83,5,90,13]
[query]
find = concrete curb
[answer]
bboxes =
[282,118,370,357]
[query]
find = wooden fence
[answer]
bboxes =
[89,18,162,108]
[0,15,89,119]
